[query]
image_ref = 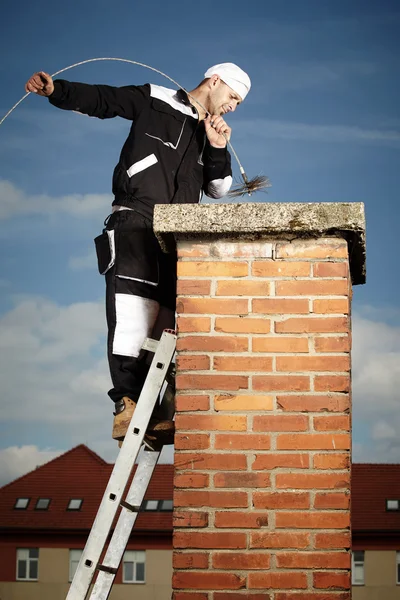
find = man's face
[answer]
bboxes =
[209,79,242,116]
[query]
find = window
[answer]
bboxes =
[67,499,83,511]
[69,549,83,582]
[387,499,400,511]
[397,552,400,585]
[14,498,30,510]
[123,551,145,583]
[16,548,39,581]
[144,500,158,511]
[352,551,365,585]
[160,499,173,511]
[35,498,50,510]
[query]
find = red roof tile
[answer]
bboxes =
[0,445,173,532]
[352,464,400,531]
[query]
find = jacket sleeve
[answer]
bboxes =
[202,141,233,199]
[48,80,149,120]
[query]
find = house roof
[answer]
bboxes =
[0,445,173,532]
[352,463,400,532]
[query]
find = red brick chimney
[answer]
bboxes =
[154,202,365,600]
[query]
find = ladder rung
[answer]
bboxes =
[119,499,140,512]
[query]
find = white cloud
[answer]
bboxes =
[0,446,63,487]
[0,179,112,220]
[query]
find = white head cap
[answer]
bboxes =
[204,62,251,101]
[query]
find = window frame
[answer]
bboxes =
[16,548,39,581]
[122,550,146,584]
[35,498,51,510]
[69,549,83,582]
[351,550,365,586]
[14,498,30,510]
[386,499,400,511]
[67,499,83,511]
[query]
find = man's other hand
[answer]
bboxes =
[204,114,231,148]
[25,72,54,97]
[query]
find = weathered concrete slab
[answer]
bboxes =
[153,202,366,284]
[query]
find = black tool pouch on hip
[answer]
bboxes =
[94,230,115,275]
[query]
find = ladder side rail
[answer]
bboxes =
[66,331,176,600]
[90,449,160,600]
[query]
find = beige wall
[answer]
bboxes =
[352,550,399,600]
[0,548,172,600]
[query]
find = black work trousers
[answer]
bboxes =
[103,209,176,404]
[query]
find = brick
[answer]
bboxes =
[314,493,350,510]
[276,317,348,334]
[275,512,350,529]
[276,473,350,490]
[174,491,247,508]
[313,572,351,590]
[214,472,271,488]
[275,594,350,600]
[276,552,350,569]
[275,595,350,600]
[177,261,248,277]
[253,337,309,353]
[314,376,349,392]
[212,552,271,570]
[215,394,273,412]
[174,473,209,488]
[214,594,270,600]
[177,280,212,295]
[313,299,349,314]
[175,453,247,471]
[313,416,350,431]
[215,434,271,450]
[214,356,273,372]
[177,336,248,352]
[174,532,247,549]
[313,262,348,278]
[276,240,348,259]
[253,492,310,510]
[276,280,348,297]
[277,395,350,413]
[177,298,248,315]
[175,395,210,412]
[217,280,271,296]
[210,241,273,258]
[314,336,350,353]
[177,243,210,257]
[215,511,269,529]
[252,454,310,470]
[252,261,311,277]
[215,317,271,334]
[250,532,310,549]
[248,572,307,589]
[277,434,351,451]
[253,415,308,432]
[173,552,209,569]
[176,374,249,392]
[276,356,350,372]
[176,355,210,371]
[175,415,247,432]
[313,454,350,470]
[173,594,208,600]
[315,532,351,549]
[177,317,211,333]
[253,376,310,392]
[174,433,210,450]
[173,571,246,590]
[173,511,209,528]
[252,299,309,314]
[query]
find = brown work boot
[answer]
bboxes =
[112,397,175,444]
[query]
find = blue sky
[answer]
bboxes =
[0,0,399,484]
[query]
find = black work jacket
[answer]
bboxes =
[49,80,233,219]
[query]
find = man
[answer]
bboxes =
[25,63,251,443]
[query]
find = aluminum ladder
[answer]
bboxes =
[66,329,176,600]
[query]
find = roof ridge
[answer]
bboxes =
[0,444,107,490]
